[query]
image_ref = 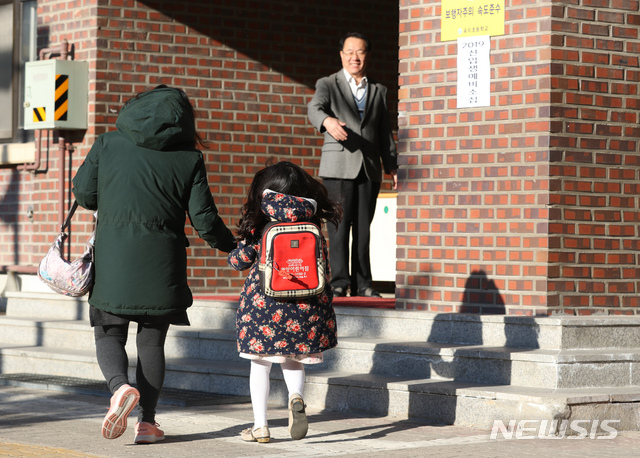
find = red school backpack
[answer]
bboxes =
[258,221,326,300]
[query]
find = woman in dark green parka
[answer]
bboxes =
[72,85,237,444]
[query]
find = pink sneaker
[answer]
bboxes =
[102,384,140,439]
[134,422,165,444]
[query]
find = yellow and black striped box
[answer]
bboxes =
[23,60,88,130]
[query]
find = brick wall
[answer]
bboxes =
[0,0,96,269]
[5,1,639,314]
[547,1,640,314]
[397,1,640,315]
[0,0,399,292]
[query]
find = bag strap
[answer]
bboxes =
[60,201,79,232]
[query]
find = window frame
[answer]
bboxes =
[0,0,36,145]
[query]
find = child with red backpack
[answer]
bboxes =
[228,161,342,443]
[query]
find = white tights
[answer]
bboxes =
[249,359,305,429]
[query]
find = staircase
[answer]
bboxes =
[1,273,640,432]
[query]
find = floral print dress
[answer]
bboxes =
[228,190,338,364]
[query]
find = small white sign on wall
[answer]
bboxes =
[457,35,491,108]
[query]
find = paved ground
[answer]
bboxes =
[1,385,639,457]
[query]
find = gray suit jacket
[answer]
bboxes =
[308,70,397,182]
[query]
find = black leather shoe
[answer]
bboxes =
[357,287,381,298]
[332,286,347,297]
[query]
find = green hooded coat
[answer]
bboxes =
[72,86,237,317]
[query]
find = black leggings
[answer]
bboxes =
[94,322,169,423]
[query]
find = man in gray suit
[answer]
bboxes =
[308,32,397,297]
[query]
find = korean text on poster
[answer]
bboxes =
[441,0,505,42]
[457,35,490,108]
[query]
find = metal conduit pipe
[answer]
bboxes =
[55,40,70,228]
[16,129,43,172]
[18,40,70,174]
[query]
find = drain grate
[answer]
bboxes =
[0,373,250,407]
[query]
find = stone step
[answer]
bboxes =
[7,291,640,352]
[3,285,640,430]
[5,292,90,320]
[2,313,640,390]
[0,373,251,407]
[324,337,640,389]
[0,315,240,360]
[2,292,239,326]
[1,343,639,432]
[0,343,249,393]
[307,372,640,433]
[334,306,640,351]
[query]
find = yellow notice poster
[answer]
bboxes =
[441,0,505,42]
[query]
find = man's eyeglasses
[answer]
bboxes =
[342,50,367,58]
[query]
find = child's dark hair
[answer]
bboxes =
[237,161,342,241]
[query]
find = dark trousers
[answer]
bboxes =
[94,321,169,423]
[323,167,380,293]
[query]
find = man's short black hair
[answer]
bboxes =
[340,32,372,53]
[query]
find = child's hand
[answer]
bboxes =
[227,239,258,271]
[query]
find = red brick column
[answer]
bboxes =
[397,1,640,315]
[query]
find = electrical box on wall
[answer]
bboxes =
[23,59,88,130]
